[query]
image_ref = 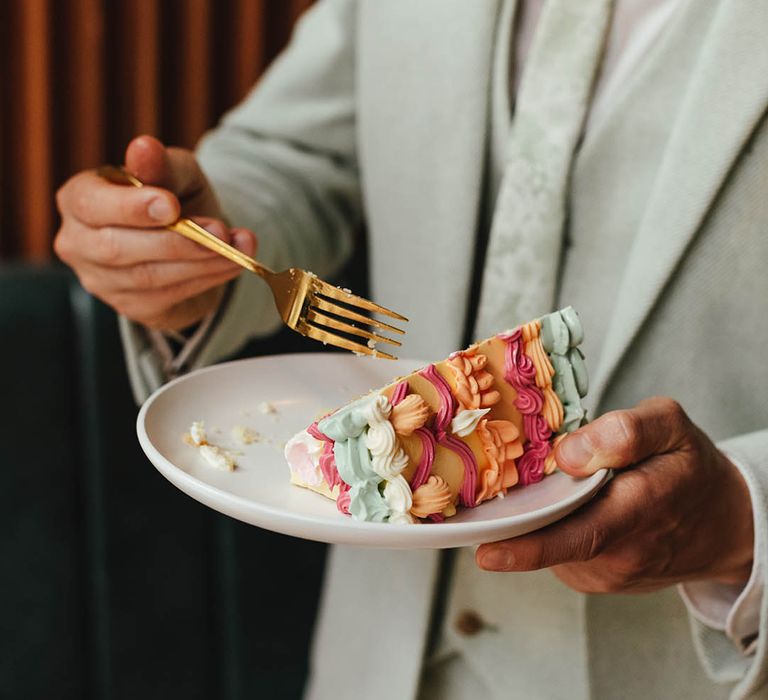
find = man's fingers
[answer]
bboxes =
[229,228,257,257]
[476,476,641,572]
[115,269,239,329]
[58,170,180,228]
[125,135,207,200]
[554,397,692,476]
[79,255,242,296]
[80,218,234,266]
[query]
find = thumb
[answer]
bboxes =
[554,397,692,477]
[125,135,206,200]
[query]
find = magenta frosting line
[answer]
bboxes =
[499,331,552,486]
[335,482,351,514]
[418,365,454,432]
[440,434,478,507]
[410,427,436,491]
[307,421,344,491]
[307,422,328,441]
[418,364,479,507]
[390,380,409,406]
[427,513,445,523]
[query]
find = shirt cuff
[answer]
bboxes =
[145,281,235,380]
[147,311,217,380]
[679,454,762,656]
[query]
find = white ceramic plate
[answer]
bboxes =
[137,353,609,549]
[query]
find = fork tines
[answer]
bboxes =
[301,282,408,359]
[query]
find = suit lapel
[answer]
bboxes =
[591,0,768,405]
[359,0,502,359]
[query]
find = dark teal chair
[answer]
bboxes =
[0,264,328,700]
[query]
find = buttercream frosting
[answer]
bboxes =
[411,475,452,519]
[451,408,491,438]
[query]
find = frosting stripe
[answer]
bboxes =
[441,434,478,506]
[307,422,343,490]
[418,364,478,508]
[411,427,437,490]
[419,364,455,431]
[499,329,552,486]
[390,380,409,406]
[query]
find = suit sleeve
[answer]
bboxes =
[121,0,362,403]
[683,429,768,700]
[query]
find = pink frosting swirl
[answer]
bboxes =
[306,422,326,442]
[497,330,553,486]
[441,434,478,507]
[418,364,479,508]
[336,482,351,514]
[524,413,552,444]
[517,441,550,485]
[514,386,543,415]
[419,365,455,432]
[410,427,437,491]
[390,380,409,406]
[307,421,345,499]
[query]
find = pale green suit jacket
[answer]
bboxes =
[121,1,768,698]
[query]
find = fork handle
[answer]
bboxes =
[168,218,273,279]
[97,164,274,279]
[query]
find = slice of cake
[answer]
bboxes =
[284,307,588,524]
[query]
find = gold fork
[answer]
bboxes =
[98,165,406,359]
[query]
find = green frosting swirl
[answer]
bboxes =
[540,307,588,434]
[318,396,390,521]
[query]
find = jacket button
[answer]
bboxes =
[454,609,485,637]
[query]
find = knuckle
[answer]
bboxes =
[164,231,194,259]
[95,227,122,265]
[75,189,96,223]
[584,527,607,561]
[657,396,684,415]
[55,175,80,214]
[120,194,141,223]
[659,397,689,429]
[53,229,70,261]
[131,262,157,290]
[610,411,644,455]
[55,183,69,214]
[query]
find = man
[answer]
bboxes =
[55,1,768,697]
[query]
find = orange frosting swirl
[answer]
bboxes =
[544,434,566,474]
[390,394,431,436]
[410,475,453,519]
[521,320,564,432]
[447,351,500,410]
[475,419,524,502]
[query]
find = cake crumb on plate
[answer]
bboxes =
[232,424,261,445]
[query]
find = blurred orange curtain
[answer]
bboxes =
[0,0,313,261]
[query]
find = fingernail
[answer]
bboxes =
[148,197,173,222]
[204,221,227,239]
[233,230,253,253]
[558,435,594,471]
[480,549,514,571]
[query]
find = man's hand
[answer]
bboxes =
[55,135,257,330]
[476,397,755,593]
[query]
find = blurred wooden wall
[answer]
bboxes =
[0,0,313,261]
